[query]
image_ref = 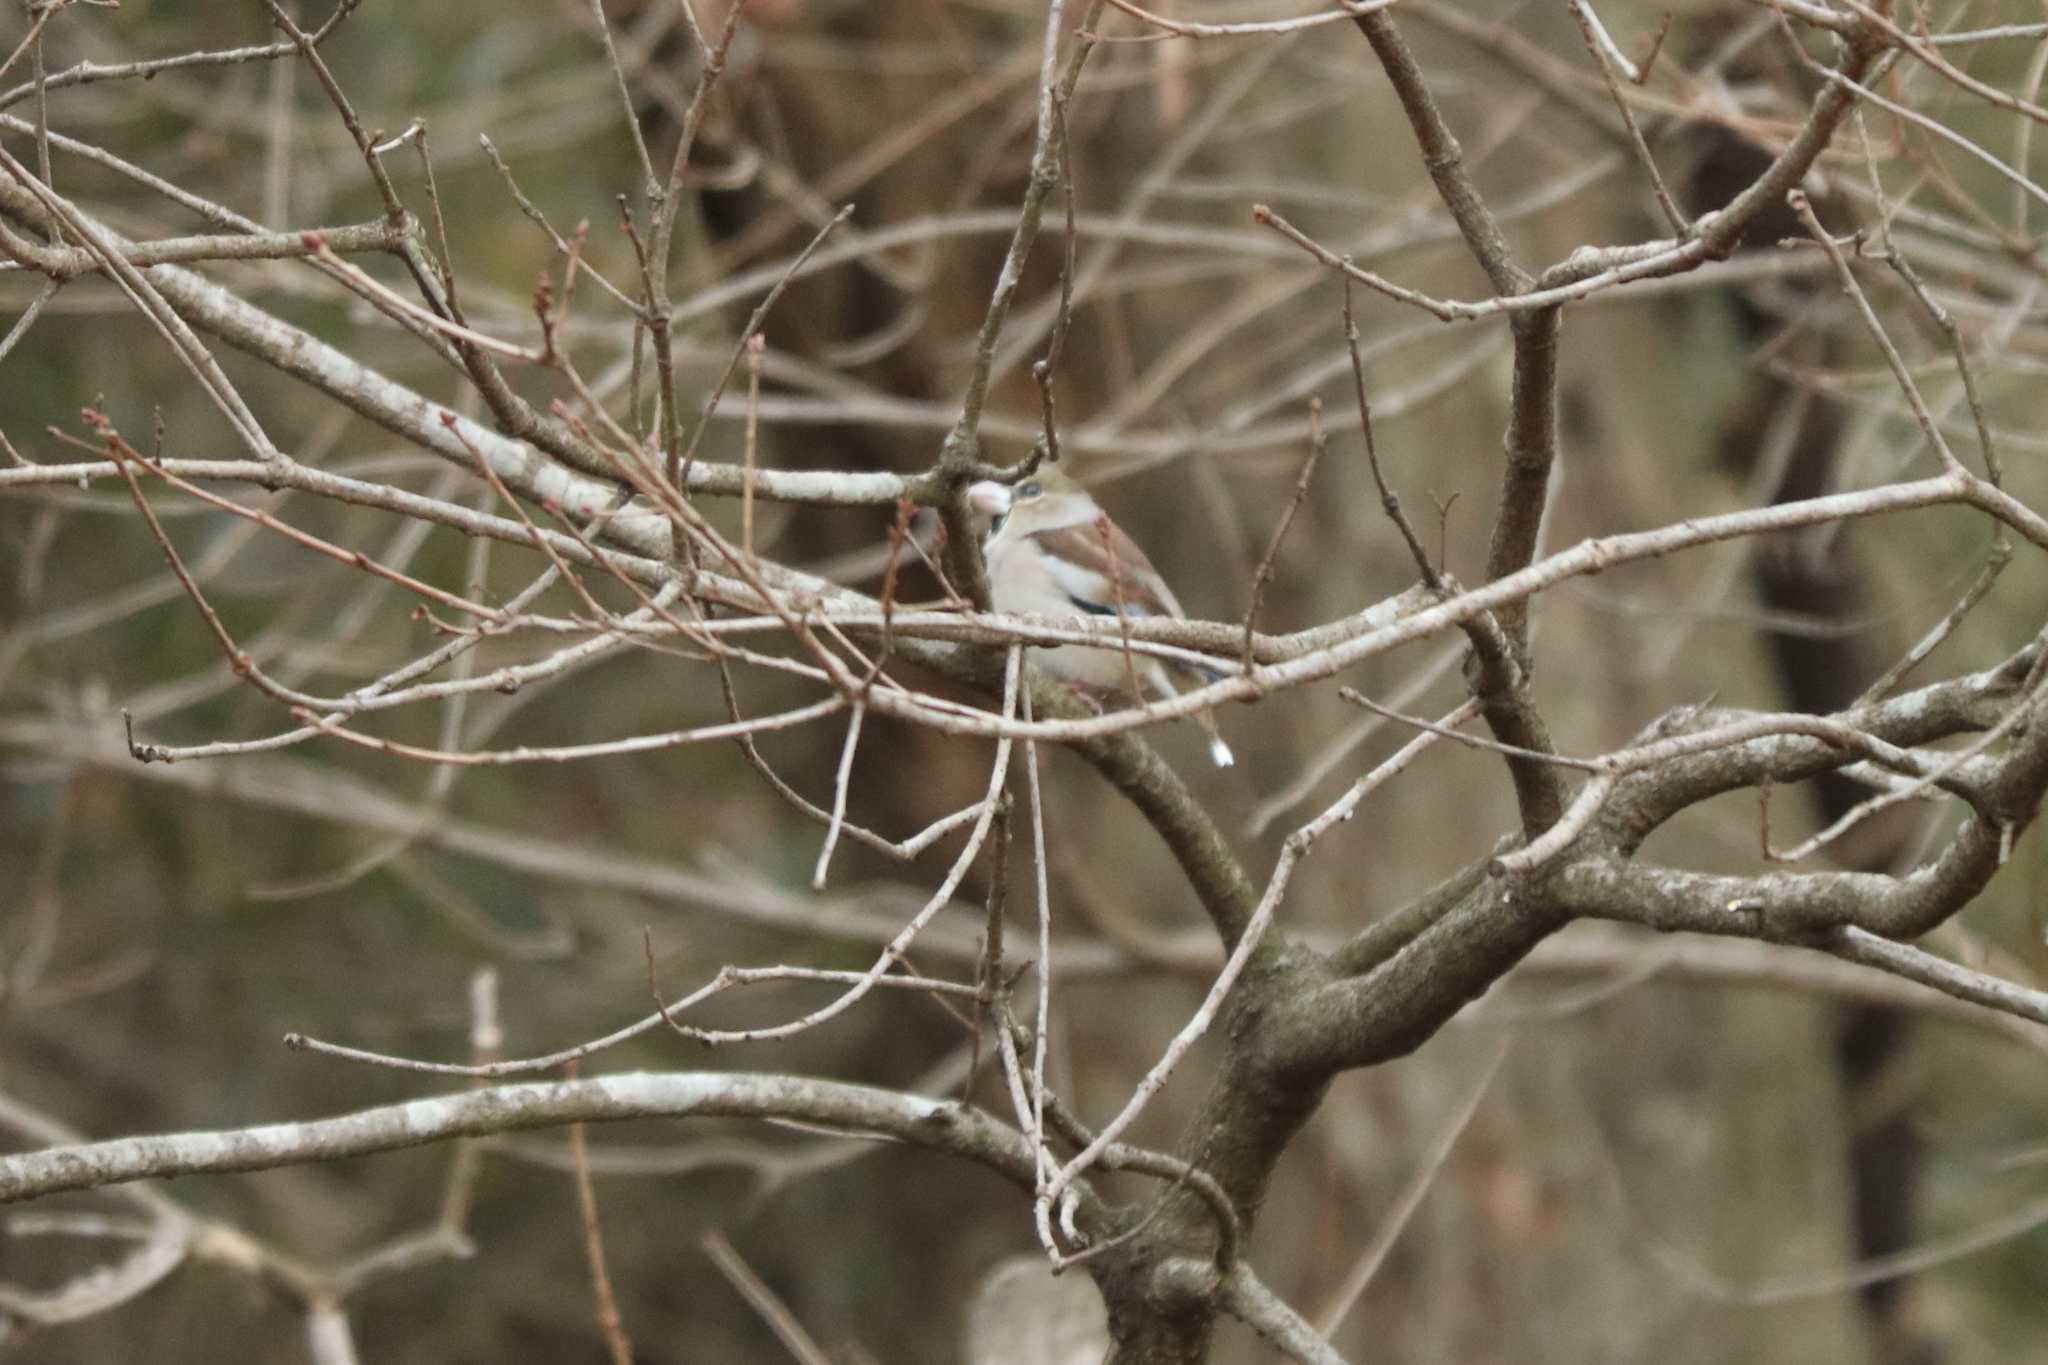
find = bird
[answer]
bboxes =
[967,465,1234,767]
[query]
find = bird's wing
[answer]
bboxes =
[1027,519,1186,619]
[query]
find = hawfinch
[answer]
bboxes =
[968,466,1234,767]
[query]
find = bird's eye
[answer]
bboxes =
[1018,481,1041,499]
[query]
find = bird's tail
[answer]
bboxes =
[1186,662,1235,767]
[1192,705,1234,768]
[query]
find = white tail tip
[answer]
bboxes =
[1210,737,1235,768]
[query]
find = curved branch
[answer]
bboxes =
[0,1072,1042,1206]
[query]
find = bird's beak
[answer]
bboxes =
[966,481,1011,519]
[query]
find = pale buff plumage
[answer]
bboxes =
[968,467,1233,767]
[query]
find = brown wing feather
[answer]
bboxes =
[1028,519,1187,618]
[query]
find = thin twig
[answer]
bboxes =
[1566,0,1686,233]
[1345,279,1437,586]
[701,1231,836,1365]
[1242,397,1325,671]
[565,1063,635,1365]
[1102,0,1396,39]
[1788,191,1965,476]
[742,333,765,558]
[1313,1040,1510,1333]
[811,704,866,889]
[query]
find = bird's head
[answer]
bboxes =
[968,465,1096,540]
